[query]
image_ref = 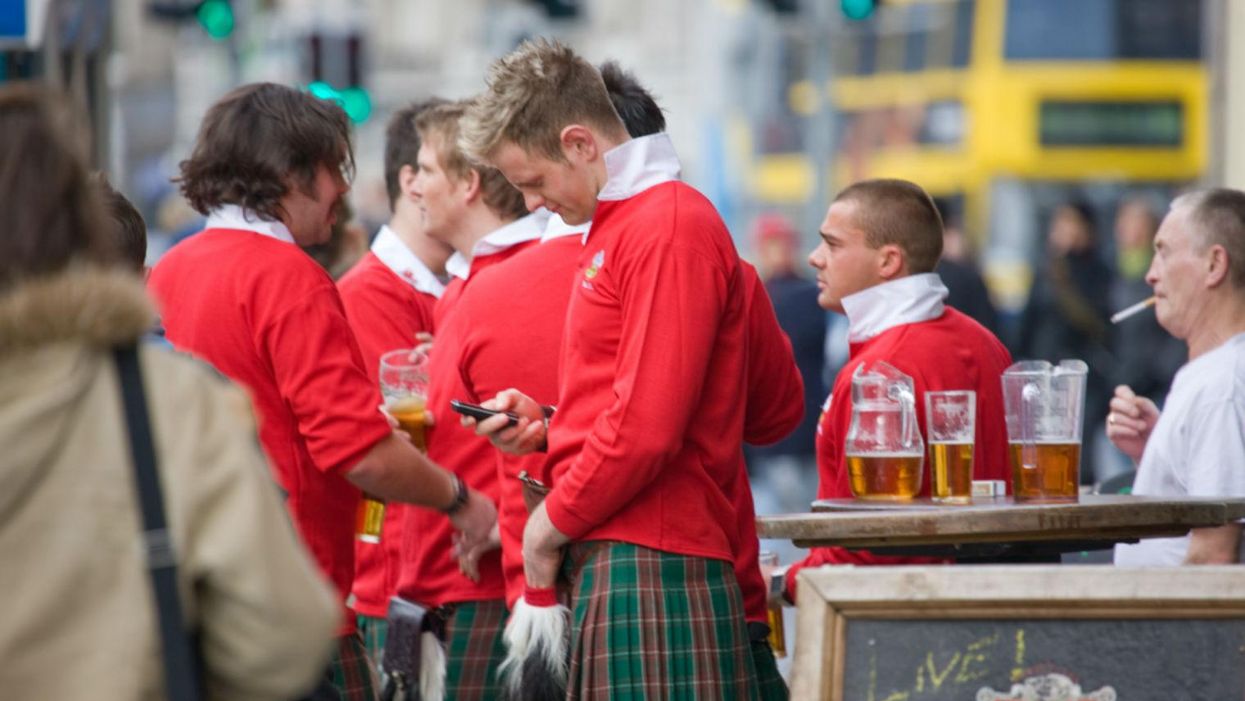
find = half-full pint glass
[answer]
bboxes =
[363,349,431,542]
[924,390,976,504]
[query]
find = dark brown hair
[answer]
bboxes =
[93,173,147,271]
[417,101,527,222]
[384,98,448,211]
[834,178,945,273]
[0,83,116,291]
[176,82,354,221]
[599,61,665,138]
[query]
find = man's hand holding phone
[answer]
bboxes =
[459,388,546,455]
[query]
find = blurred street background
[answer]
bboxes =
[1,0,1236,489]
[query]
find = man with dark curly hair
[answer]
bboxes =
[148,82,497,700]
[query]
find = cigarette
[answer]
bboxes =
[1110,296,1156,324]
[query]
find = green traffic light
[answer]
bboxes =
[307,81,372,124]
[197,0,234,40]
[340,87,372,124]
[840,0,875,20]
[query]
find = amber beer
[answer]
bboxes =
[1009,441,1080,502]
[767,603,786,658]
[355,494,385,543]
[847,453,923,501]
[929,441,973,504]
[387,395,427,452]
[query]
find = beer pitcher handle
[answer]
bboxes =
[1020,382,1039,470]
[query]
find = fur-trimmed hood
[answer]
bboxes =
[0,267,156,521]
[0,266,154,354]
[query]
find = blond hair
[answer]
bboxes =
[459,38,627,164]
[417,100,527,221]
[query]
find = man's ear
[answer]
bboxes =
[398,164,418,200]
[560,125,599,163]
[1207,244,1230,289]
[459,168,482,204]
[877,243,907,280]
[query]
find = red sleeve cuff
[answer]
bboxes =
[325,420,393,476]
[543,489,594,542]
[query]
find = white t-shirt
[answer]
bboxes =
[1114,333,1245,566]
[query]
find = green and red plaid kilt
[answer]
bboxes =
[442,598,509,700]
[563,541,760,700]
[357,614,388,673]
[750,638,789,701]
[329,632,380,701]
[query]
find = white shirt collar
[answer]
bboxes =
[541,212,590,244]
[446,210,548,280]
[841,273,949,344]
[370,225,446,298]
[204,204,295,244]
[597,133,682,203]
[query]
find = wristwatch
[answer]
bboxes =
[441,473,470,516]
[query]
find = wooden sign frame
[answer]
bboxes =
[792,565,1245,700]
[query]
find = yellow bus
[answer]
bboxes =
[752,0,1206,312]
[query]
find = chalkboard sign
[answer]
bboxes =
[791,566,1245,700]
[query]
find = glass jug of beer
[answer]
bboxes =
[1002,360,1088,503]
[845,361,924,501]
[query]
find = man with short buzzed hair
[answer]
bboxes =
[337,98,454,665]
[782,178,1013,600]
[1111,188,1245,566]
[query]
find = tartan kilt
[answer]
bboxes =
[329,632,380,701]
[443,598,510,700]
[564,541,760,700]
[750,638,789,701]
[357,614,388,672]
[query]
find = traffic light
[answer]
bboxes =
[305,32,371,124]
[840,0,877,20]
[526,0,579,19]
[148,0,234,40]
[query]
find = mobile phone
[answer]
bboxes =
[449,399,521,428]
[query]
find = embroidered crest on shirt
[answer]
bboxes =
[582,250,605,291]
[585,250,605,279]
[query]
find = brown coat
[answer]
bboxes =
[0,267,340,700]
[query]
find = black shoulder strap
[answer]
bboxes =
[114,344,203,701]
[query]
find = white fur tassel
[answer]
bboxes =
[419,630,446,701]
[498,597,570,700]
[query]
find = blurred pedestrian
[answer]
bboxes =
[0,82,341,701]
[935,209,999,336]
[747,213,824,520]
[1110,189,1245,565]
[147,82,497,701]
[1018,201,1113,482]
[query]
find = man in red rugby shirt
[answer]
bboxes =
[148,83,495,700]
[391,100,544,700]
[781,179,1013,601]
[337,98,454,665]
[459,40,768,696]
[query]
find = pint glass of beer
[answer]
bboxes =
[358,349,431,543]
[758,551,785,658]
[379,348,430,451]
[924,390,975,504]
[1002,360,1088,503]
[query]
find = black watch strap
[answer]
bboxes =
[441,474,470,516]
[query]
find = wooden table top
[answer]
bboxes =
[756,495,1245,551]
